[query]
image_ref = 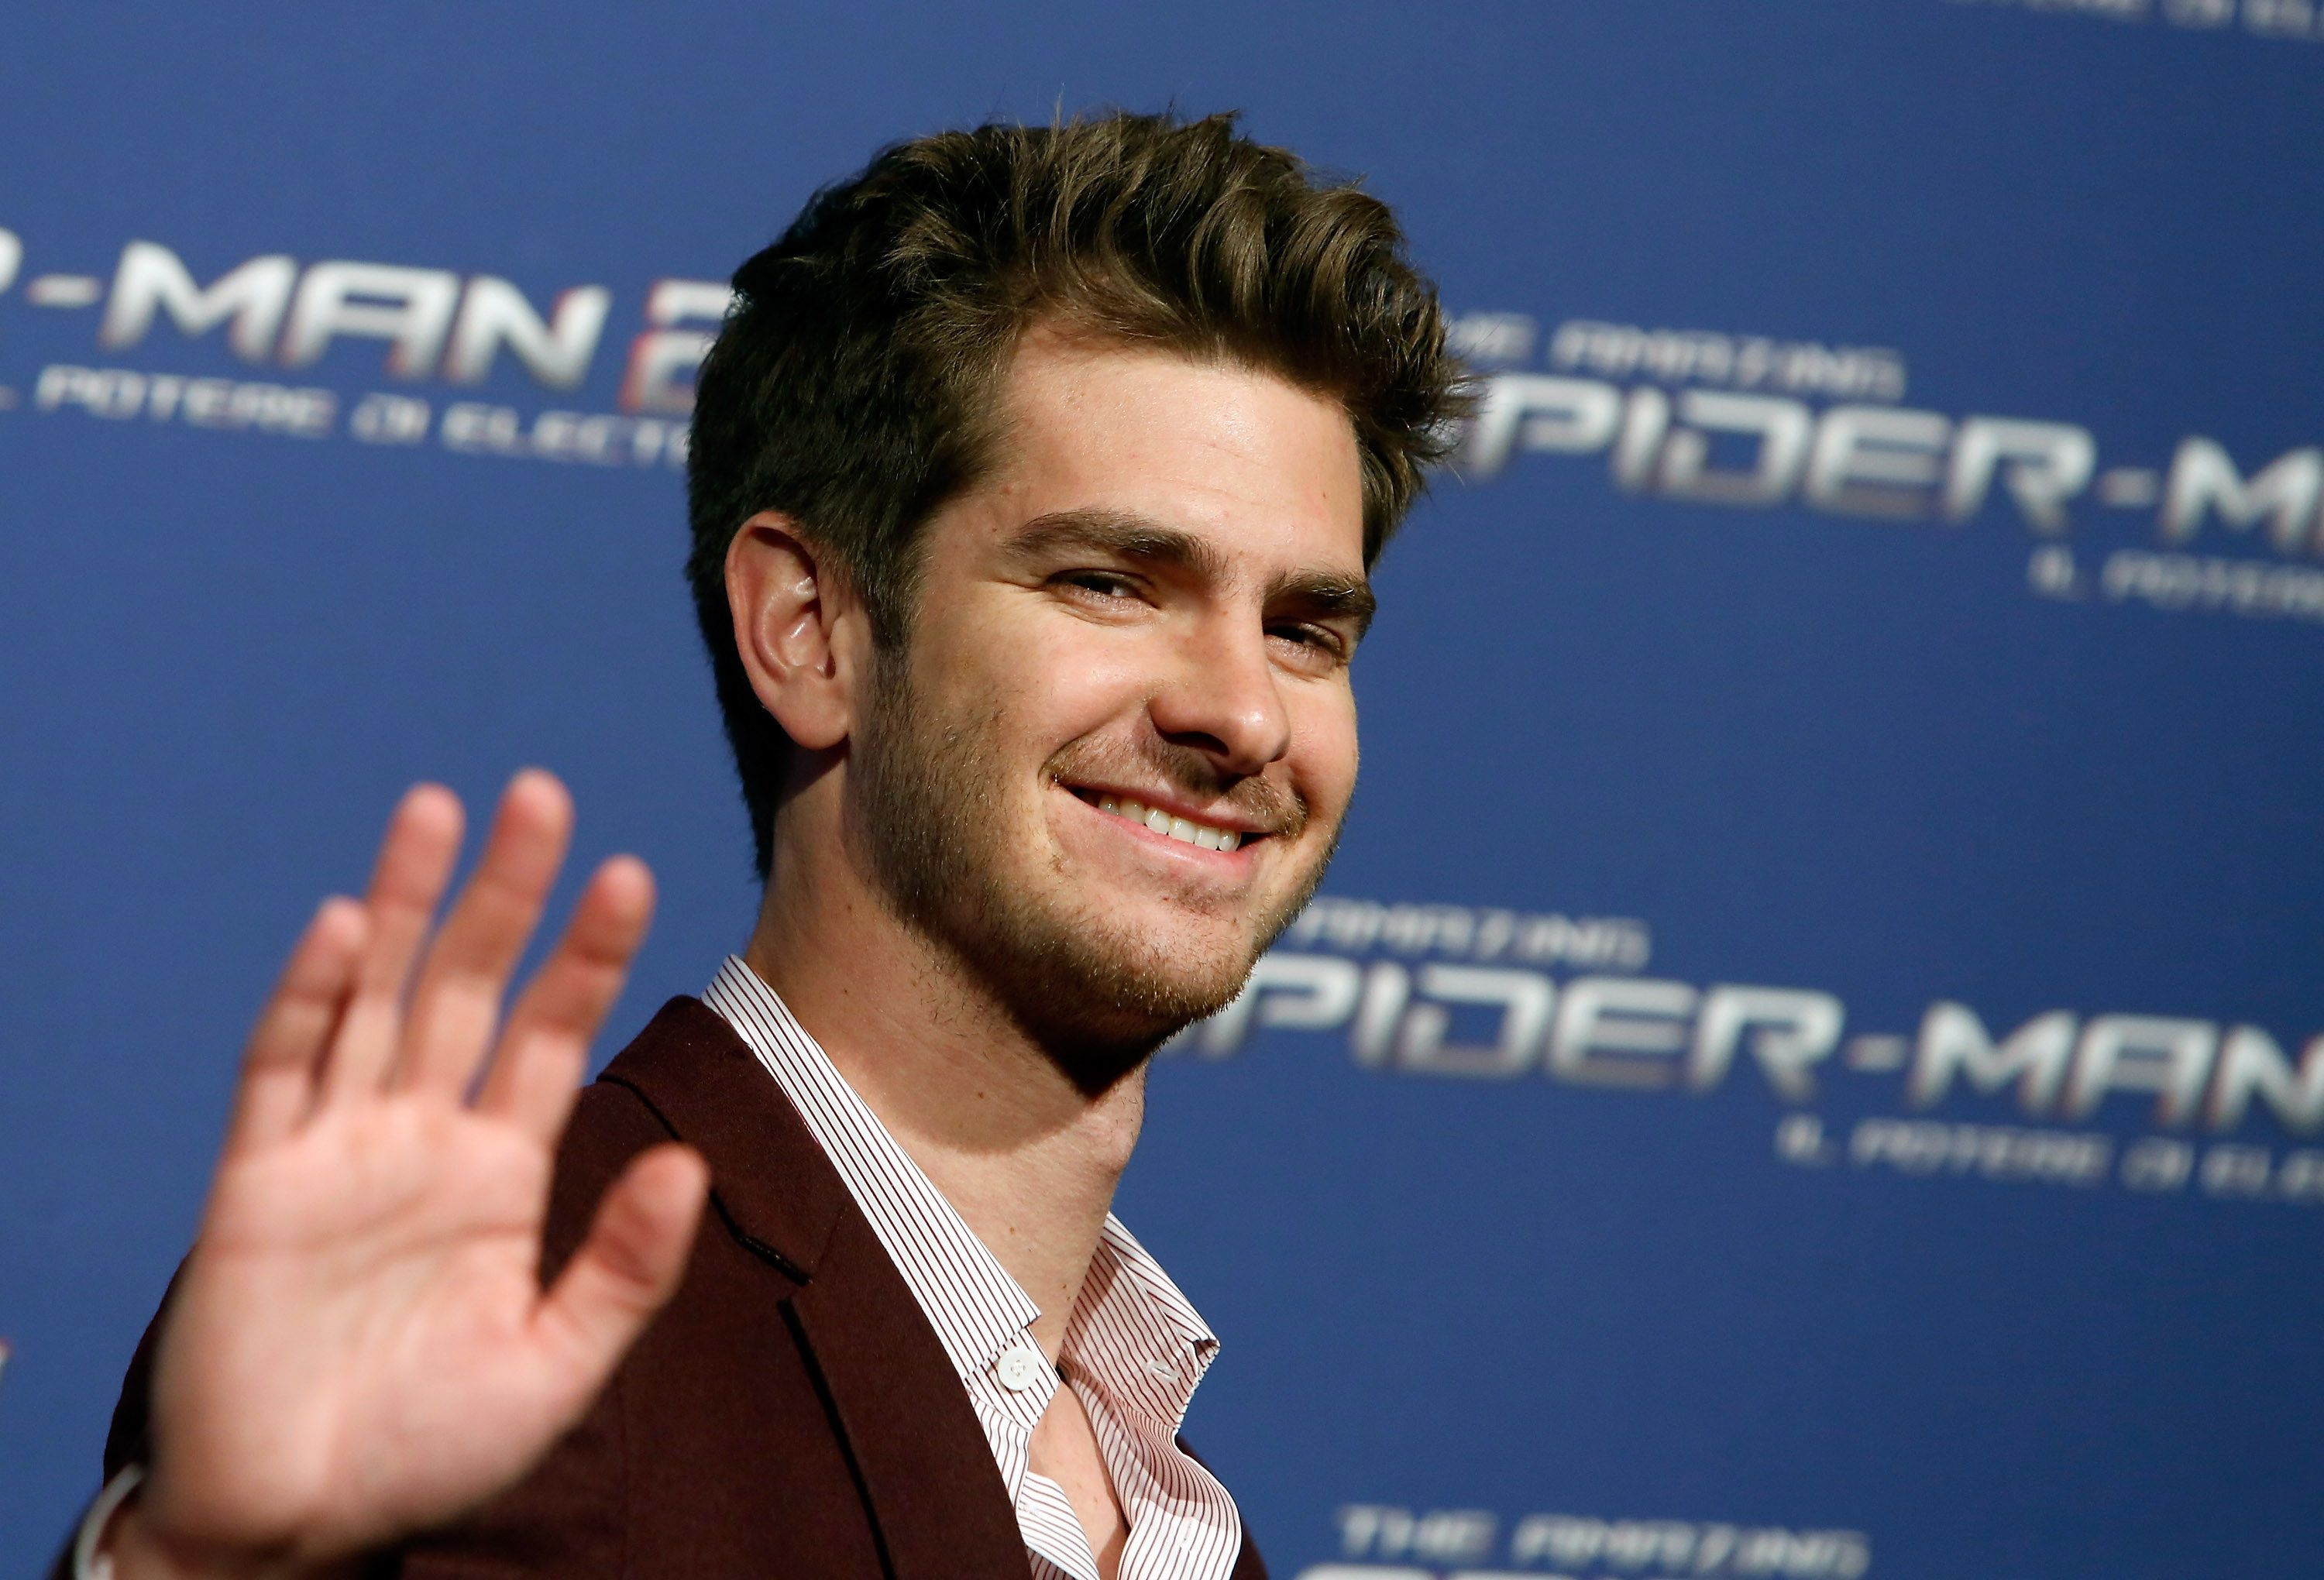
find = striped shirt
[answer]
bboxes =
[704,957,1245,1580]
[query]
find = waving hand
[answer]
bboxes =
[107,772,708,1579]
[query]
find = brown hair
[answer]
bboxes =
[685,109,1466,878]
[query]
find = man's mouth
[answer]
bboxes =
[1067,787,1250,852]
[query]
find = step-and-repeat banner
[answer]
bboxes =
[5,4,2321,1575]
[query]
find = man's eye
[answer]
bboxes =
[1269,623,1348,660]
[1058,571,1140,599]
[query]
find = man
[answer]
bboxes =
[70,110,1464,1579]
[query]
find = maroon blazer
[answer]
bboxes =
[95,998,1267,1579]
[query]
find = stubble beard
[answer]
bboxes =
[848,648,1339,1093]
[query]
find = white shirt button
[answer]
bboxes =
[996,1341,1043,1392]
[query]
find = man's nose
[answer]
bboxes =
[1147,617,1293,778]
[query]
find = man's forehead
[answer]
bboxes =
[975,326,1369,573]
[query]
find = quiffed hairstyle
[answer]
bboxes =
[686,109,1467,878]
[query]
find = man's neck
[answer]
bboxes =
[741,843,1146,1362]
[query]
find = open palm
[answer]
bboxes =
[113,773,708,1578]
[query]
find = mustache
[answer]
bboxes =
[1043,733,1308,840]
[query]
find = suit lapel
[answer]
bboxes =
[788,1207,1028,1578]
[601,998,1027,1579]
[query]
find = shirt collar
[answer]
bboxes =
[1067,1217,1222,1434]
[705,956,1036,1383]
[703,956,1224,1433]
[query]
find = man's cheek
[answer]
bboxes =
[1043,650,1158,737]
[1294,710,1360,811]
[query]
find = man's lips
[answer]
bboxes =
[1062,784,1264,854]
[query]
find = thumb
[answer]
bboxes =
[534,1144,710,1389]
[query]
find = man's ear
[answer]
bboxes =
[724,512,866,753]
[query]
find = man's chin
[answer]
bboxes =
[961,913,1260,1093]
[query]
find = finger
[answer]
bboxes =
[476,855,655,1142]
[397,769,574,1097]
[318,784,464,1104]
[531,1144,708,1391]
[224,896,370,1154]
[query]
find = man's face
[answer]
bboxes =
[848,323,1371,1077]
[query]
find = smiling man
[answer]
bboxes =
[75,112,1463,1580]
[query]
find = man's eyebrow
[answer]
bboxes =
[1006,507,1377,636]
[1003,509,1229,581]
[1270,569,1378,638]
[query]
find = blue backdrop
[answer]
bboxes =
[6,4,2322,1575]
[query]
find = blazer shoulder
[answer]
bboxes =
[537,1055,689,1284]
[539,994,761,1279]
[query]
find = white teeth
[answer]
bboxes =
[1084,791,1244,853]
